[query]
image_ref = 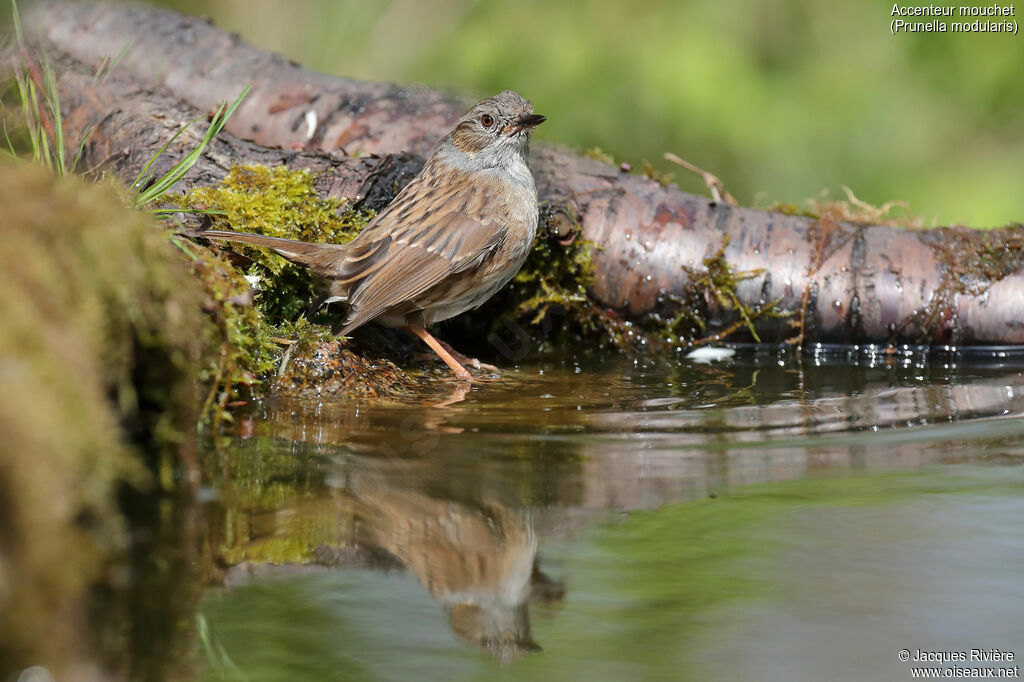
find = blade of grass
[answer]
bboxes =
[196,613,250,682]
[150,207,227,217]
[1,118,18,159]
[10,73,31,158]
[7,0,81,175]
[41,57,65,174]
[93,40,133,85]
[70,124,93,173]
[11,0,22,43]
[130,115,201,192]
[14,72,44,166]
[133,83,250,209]
[93,54,110,82]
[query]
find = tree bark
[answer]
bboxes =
[27,2,1024,347]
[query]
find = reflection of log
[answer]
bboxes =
[31,3,1024,346]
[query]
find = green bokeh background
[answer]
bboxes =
[154,0,1024,227]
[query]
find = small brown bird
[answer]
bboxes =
[196,90,545,382]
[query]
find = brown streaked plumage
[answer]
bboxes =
[194,90,545,382]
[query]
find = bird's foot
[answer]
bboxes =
[437,340,500,374]
[406,324,476,383]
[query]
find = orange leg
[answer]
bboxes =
[436,339,500,373]
[406,323,474,382]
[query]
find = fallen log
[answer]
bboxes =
[28,2,1024,347]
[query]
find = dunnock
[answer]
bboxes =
[195,90,545,382]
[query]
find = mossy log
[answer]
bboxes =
[0,162,205,681]
[31,2,1024,348]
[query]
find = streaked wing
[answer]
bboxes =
[337,168,507,333]
[339,213,504,334]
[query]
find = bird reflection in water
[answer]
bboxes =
[216,402,564,660]
[333,458,562,660]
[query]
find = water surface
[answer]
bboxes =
[196,350,1024,681]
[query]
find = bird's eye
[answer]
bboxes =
[480,114,495,128]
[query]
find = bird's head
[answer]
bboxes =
[446,90,545,167]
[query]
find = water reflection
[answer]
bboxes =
[198,353,1024,676]
[206,439,564,660]
[332,457,550,659]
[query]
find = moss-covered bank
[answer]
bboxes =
[172,165,429,411]
[0,161,204,679]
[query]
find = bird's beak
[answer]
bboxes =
[505,113,546,134]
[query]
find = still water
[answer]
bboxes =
[196,349,1024,681]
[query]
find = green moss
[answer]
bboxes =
[910,228,1024,343]
[183,245,268,415]
[766,188,925,228]
[201,435,339,565]
[181,240,347,422]
[168,165,387,419]
[465,205,641,351]
[765,201,819,219]
[581,146,615,164]
[179,165,368,251]
[515,230,597,325]
[680,235,790,345]
[642,159,675,186]
[176,164,373,322]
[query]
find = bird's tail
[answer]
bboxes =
[187,230,347,276]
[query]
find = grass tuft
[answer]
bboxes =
[132,84,251,210]
[1,0,91,175]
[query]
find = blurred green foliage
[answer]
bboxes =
[154,0,1023,226]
